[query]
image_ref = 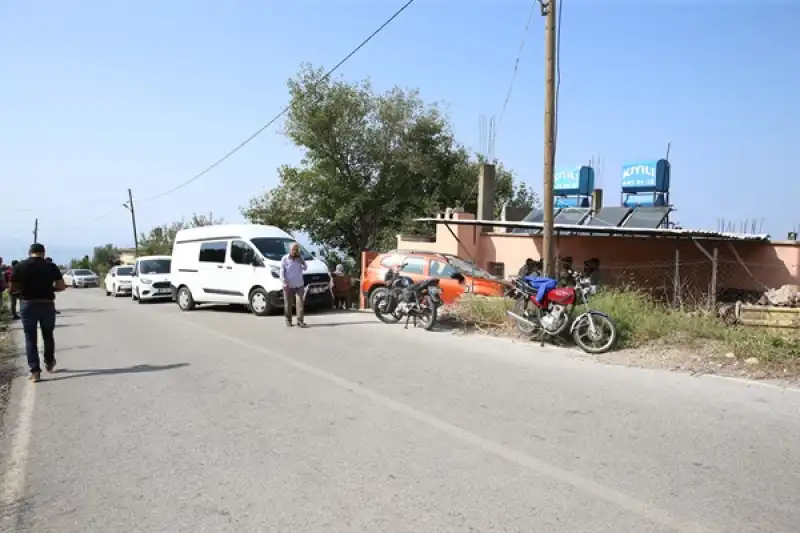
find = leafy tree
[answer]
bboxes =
[242,63,538,261]
[138,213,223,256]
[69,256,91,269]
[91,244,120,275]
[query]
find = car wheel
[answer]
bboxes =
[177,287,196,311]
[105,287,111,296]
[248,288,273,317]
[112,285,118,297]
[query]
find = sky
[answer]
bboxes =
[2,0,799,264]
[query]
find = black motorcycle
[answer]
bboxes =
[373,263,446,331]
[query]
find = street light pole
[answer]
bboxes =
[541,0,557,277]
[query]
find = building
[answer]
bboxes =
[395,162,799,306]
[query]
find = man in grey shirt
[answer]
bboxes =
[280,242,308,327]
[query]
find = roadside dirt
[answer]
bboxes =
[0,321,18,431]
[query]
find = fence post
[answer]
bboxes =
[673,245,681,308]
[709,247,718,311]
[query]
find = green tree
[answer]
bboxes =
[91,244,120,276]
[242,63,539,261]
[69,256,91,269]
[139,213,224,256]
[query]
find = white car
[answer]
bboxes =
[131,255,172,303]
[64,268,99,288]
[169,224,333,316]
[104,265,134,297]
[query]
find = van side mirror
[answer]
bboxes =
[251,257,263,267]
[311,251,317,258]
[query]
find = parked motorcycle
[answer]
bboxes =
[507,271,617,354]
[373,263,454,331]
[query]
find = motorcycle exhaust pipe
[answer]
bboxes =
[506,310,538,328]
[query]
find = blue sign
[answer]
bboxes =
[554,165,595,195]
[621,159,670,193]
[555,196,580,208]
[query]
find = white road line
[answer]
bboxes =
[701,373,800,393]
[0,374,35,528]
[176,315,719,533]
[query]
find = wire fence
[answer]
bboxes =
[564,257,799,310]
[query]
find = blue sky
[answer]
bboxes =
[2,0,798,264]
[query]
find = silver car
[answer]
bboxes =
[64,268,99,288]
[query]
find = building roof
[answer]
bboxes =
[414,217,770,242]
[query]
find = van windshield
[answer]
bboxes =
[116,267,134,276]
[139,259,171,275]
[251,238,314,261]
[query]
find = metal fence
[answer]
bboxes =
[567,257,798,310]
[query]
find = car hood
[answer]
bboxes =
[138,273,170,282]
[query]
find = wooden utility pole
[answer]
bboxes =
[33,218,39,243]
[124,189,139,256]
[541,0,557,277]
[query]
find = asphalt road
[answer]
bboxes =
[0,290,799,532]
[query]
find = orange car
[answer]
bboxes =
[361,250,508,309]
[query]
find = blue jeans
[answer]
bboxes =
[20,301,56,372]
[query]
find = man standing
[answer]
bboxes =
[280,242,307,328]
[7,260,20,320]
[10,243,66,382]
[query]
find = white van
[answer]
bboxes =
[131,255,173,303]
[169,224,332,316]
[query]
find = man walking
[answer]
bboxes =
[10,243,66,382]
[280,242,307,328]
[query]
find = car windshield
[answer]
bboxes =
[74,269,94,276]
[116,267,134,276]
[442,255,495,279]
[139,259,171,275]
[251,238,314,261]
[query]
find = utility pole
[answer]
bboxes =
[541,0,557,277]
[33,218,39,243]
[123,189,139,256]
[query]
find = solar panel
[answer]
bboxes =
[622,206,672,229]
[554,208,589,225]
[512,208,545,234]
[583,207,632,227]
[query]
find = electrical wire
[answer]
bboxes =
[10,0,417,216]
[137,0,417,205]
[456,0,539,211]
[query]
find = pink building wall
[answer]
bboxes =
[397,212,800,298]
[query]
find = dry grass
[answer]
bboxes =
[448,290,800,374]
[0,300,17,428]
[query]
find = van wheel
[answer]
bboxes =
[105,288,111,296]
[177,287,196,311]
[132,290,138,301]
[248,288,273,317]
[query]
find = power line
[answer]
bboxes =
[494,0,539,142]
[11,0,417,215]
[457,0,538,210]
[137,0,417,205]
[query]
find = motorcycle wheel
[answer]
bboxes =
[374,293,401,324]
[417,300,438,331]
[513,298,541,336]
[572,313,617,354]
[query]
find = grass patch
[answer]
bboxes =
[449,290,800,370]
[0,297,17,429]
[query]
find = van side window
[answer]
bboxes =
[199,241,228,263]
[230,240,256,265]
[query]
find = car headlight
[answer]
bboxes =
[141,278,153,284]
[270,266,280,278]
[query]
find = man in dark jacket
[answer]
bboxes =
[10,244,66,382]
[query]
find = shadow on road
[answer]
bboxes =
[45,363,189,381]
[55,308,107,314]
[55,323,84,328]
